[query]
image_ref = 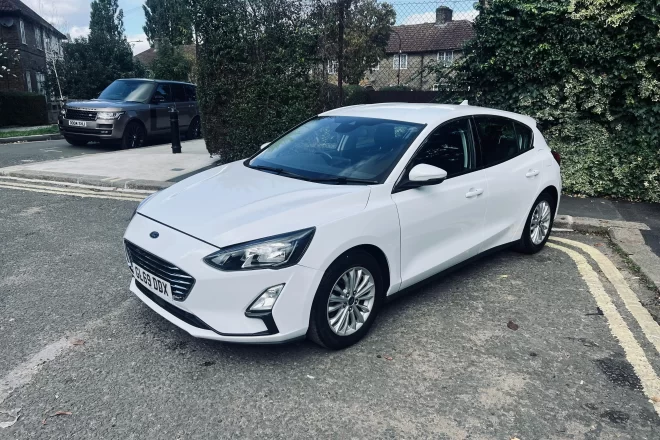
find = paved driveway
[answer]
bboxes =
[0,186,659,439]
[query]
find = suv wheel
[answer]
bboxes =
[120,121,146,149]
[307,250,384,349]
[187,117,202,140]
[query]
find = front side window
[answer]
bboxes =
[249,116,425,184]
[19,19,26,44]
[411,118,475,177]
[474,116,523,166]
[98,80,156,102]
[152,83,172,103]
[393,54,407,70]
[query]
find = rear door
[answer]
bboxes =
[392,117,489,288]
[172,83,193,129]
[474,115,544,249]
[149,83,174,133]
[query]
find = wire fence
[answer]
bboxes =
[322,1,478,92]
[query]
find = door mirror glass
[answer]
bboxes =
[409,164,447,185]
[260,142,271,150]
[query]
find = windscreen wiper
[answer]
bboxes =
[309,176,379,185]
[249,165,312,181]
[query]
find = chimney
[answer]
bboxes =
[435,6,453,25]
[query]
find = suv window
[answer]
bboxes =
[153,83,172,103]
[514,121,533,152]
[412,118,475,177]
[474,116,526,166]
[172,84,187,102]
[185,85,196,102]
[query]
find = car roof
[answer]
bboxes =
[320,103,536,128]
[116,78,196,86]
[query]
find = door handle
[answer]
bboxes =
[525,169,540,178]
[465,188,484,198]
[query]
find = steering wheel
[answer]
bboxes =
[314,151,334,164]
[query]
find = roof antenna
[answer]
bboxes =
[460,100,469,106]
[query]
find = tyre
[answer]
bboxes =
[308,250,384,349]
[186,117,202,140]
[120,121,146,149]
[516,192,555,254]
[65,138,88,147]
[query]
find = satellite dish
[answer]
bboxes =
[0,17,15,28]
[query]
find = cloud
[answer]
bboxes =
[68,26,89,39]
[127,33,150,55]
[400,9,479,25]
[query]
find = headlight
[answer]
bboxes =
[97,111,125,120]
[131,191,158,219]
[204,228,315,271]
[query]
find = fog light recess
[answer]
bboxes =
[248,284,284,312]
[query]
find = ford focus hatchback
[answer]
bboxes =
[123,103,561,349]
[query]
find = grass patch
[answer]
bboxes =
[0,125,59,139]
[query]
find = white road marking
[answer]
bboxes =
[0,300,134,406]
[0,183,145,201]
[551,236,660,354]
[40,149,62,153]
[548,242,660,416]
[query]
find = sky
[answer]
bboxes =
[22,0,479,56]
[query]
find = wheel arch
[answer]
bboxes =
[540,185,559,213]
[338,244,391,294]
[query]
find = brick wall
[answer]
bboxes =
[0,15,48,93]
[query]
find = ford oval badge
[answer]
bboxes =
[150,231,159,239]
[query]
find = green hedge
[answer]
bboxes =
[0,91,48,127]
[546,121,660,202]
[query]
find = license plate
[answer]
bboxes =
[133,264,172,301]
[68,120,86,127]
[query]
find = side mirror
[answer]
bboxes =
[408,164,447,186]
[260,142,271,150]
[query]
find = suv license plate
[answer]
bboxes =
[133,264,172,301]
[68,120,86,127]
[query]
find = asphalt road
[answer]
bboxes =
[1,186,659,439]
[0,139,122,168]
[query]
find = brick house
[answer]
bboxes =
[362,6,475,91]
[0,0,66,95]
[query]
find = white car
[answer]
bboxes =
[124,103,561,349]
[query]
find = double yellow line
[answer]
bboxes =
[0,178,149,202]
[548,237,660,416]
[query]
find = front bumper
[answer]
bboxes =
[124,214,322,343]
[59,116,128,140]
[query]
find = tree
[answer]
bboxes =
[150,40,193,81]
[0,42,20,85]
[143,0,194,47]
[56,0,145,99]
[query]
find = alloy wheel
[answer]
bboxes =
[327,267,375,336]
[530,200,552,245]
[126,124,145,148]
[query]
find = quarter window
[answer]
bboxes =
[412,118,475,177]
[513,121,534,152]
[474,116,522,166]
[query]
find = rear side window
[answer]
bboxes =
[513,121,533,152]
[474,116,520,166]
[172,84,187,102]
[412,118,475,177]
[185,85,196,101]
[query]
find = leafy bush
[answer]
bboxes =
[150,40,193,82]
[435,0,660,201]
[343,85,369,106]
[0,91,48,127]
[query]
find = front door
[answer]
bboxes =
[392,117,488,289]
[149,83,174,134]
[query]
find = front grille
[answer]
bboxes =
[135,281,211,330]
[124,240,195,301]
[65,108,97,121]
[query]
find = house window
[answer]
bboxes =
[25,71,32,92]
[36,72,45,95]
[327,61,338,75]
[438,51,454,65]
[35,27,43,50]
[44,33,50,53]
[19,19,26,44]
[432,84,439,91]
[393,54,407,70]
[372,60,380,71]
